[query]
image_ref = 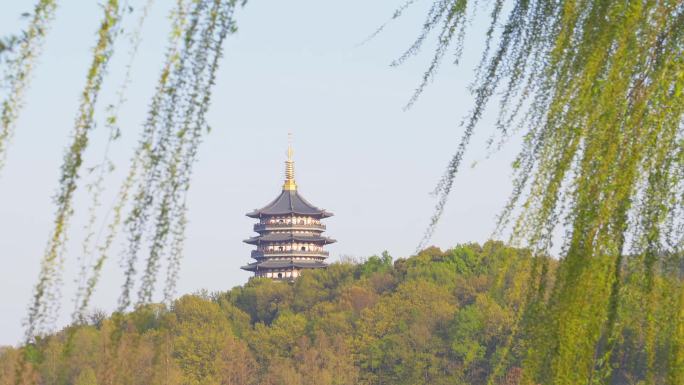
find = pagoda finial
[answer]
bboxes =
[283,133,297,191]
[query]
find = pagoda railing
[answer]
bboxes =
[252,250,330,258]
[254,222,326,232]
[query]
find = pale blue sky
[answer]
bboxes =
[0,0,520,345]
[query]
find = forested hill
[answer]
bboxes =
[0,242,670,385]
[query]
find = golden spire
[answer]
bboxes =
[283,133,297,191]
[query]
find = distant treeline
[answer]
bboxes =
[0,241,677,384]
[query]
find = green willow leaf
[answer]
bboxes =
[393,0,684,383]
[118,0,240,311]
[26,0,123,341]
[0,0,57,174]
[72,0,157,324]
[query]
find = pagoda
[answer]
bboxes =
[241,143,335,280]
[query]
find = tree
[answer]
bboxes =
[74,367,98,385]
[171,295,235,384]
[2,243,679,384]
[356,280,457,385]
[391,1,684,383]
[214,336,257,385]
[0,347,39,385]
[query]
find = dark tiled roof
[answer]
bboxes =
[240,260,328,271]
[243,233,336,245]
[246,190,333,218]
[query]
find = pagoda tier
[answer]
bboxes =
[243,232,336,245]
[246,189,332,218]
[241,260,328,272]
[241,143,334,281]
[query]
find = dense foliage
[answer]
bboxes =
[393,1,684,383]
[1,1,681,382]
[1,242,680,384]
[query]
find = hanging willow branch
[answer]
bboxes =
[116,0,197,311]
[26,0,124,341]
[128,0,209,309]
[116,0,239,311]
[156,0,235,306]
[0,0,57,174]
[392,0,684,383]
[72,0,156,323]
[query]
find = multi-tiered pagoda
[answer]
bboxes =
[241,144,335,280]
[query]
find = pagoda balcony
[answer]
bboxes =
[254,222,326,232]
[251,250,330,258]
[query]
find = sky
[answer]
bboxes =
[0,0,522,345]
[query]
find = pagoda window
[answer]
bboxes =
[301,246,306,251]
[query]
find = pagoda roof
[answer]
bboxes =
[246,189,333,218]
[240,260,328,271]
[243,233,336,245]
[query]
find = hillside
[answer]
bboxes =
[0,241,673,385]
